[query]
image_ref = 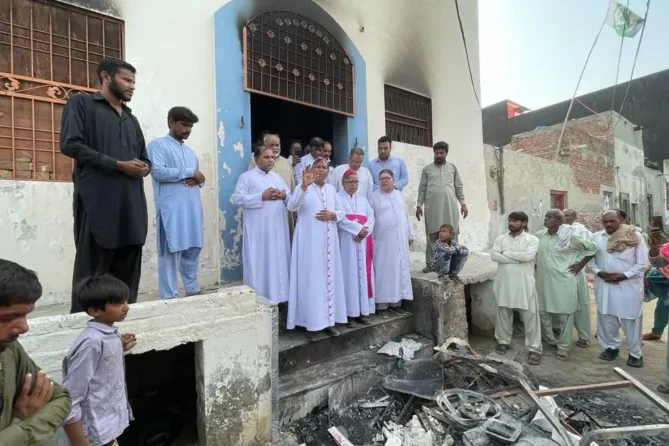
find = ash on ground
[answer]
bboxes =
[555,390,669,446]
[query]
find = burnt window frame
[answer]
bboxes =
[384,84,433,147]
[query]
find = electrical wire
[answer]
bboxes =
[612,0,651,132]
[454,0,481,109]
[553,4,609,160]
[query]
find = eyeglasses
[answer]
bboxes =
[379,177,393,181]
[344,180,359,184]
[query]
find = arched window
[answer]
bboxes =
[243,11,354,116]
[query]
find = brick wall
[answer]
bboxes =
[509,115,616,232]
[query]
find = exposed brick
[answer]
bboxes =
[509,114,615,232]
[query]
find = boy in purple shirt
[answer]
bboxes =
[63,274,137,446]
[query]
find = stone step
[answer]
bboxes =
[279,310,415,375]
[278,333,434,426]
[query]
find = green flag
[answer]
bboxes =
[606,0,645,37]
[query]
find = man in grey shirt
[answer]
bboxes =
[649,227,669,394]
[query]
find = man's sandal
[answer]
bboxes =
[556,351,569,361]
[642,332,662,341]
[657,384,669,394]
[527,352,541,365]
[495,344,509,355]
[575,339,589,348]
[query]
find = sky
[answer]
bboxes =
[478,0,669,109]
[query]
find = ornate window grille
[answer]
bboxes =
[0,0,124,181]
[243,11,354,116]
[384,85,433,147]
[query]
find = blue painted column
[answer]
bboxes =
[214,1,368,282]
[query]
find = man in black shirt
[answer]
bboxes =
[60,58,151,313]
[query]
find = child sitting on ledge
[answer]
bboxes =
[432,224,469,283]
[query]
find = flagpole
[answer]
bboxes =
[554,8,609,160]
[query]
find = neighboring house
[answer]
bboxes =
[484,112,664,239]
[0,0,490,305]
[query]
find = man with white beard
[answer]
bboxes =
[232,145,291,304]
[338,168,375,326]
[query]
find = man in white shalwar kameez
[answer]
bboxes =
[369,168,416,319]
[287,157,347,338]
[148,107,204,300]
[338,168,375,327]
[588,210,649,368]
[232,145,291,304]
[562,208,594,347]
[490,212,542,365]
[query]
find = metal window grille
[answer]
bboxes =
[243,11,354,116]
[0,0,124,181]
[384,84,433,147]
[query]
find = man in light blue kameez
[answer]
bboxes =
[148,107,204,299]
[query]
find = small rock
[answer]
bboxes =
[590,397,608,407]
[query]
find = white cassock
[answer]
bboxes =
[338,190,376,317]
[287,183,348,331]
[369,189,416,304]
[588,231,649,358]
[231,167,291,303]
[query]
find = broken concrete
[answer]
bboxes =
[410,254,497,345]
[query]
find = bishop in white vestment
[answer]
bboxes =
[232,145,291,304]
[287,158,348,337]
[369,169,415,318]
[338,169,375,325]
[588,210,649,368]
[490,212,542,365]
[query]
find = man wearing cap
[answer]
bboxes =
[338,168,375,327]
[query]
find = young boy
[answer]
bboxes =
[63,274,137,446]
[432,224,469,282]
[0,259,71,444]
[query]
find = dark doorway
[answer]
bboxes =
[251,93,335,158]
[119,343,198,445]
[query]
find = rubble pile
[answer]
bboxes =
[281,338,669,446]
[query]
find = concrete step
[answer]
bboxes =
[279,311,415,375]
[278,333,434,426]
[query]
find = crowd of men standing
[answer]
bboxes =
[490,207,657,371]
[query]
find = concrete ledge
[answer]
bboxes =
[410,253,497,345]
[24,286,277,446]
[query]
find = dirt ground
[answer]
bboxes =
[469,288,669,406]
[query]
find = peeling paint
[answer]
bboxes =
[233,141,244,158]
[222,162,232,175]
[218,121,226,147]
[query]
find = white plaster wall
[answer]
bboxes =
[2,0,487,302]
[319,0,490,250]
[483,145,604,237]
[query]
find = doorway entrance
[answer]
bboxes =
[251,94,335,158]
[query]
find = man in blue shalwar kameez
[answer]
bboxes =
[147,107,204,299]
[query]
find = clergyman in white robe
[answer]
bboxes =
[232,166,291,304]
[287,177,347,332]
[338,185,375,321]
[589,228,648,363]
[369,187,416,311]
[490,225,542,357]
